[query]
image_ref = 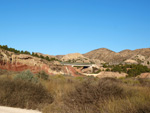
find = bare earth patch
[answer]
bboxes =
[0,106,41,113]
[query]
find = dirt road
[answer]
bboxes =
[0,106,41,113]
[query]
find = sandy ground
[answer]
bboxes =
[0,106,42,113]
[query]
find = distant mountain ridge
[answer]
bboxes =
[0,44,150,66]
[84,48,150,65]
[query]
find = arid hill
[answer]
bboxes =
[61,53,91,63]
[0,49,66,75]
[0,48,83,76]
[84,48,125,64]
[84,48,150,66]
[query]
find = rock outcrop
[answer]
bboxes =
[138,73,150,78]
[61,53,91,63]
[124,59,138,64]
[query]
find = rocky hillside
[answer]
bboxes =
[61,53,91,63]
[84,48,150,66]
[84,48,124,64]
[1,45,150,77]
[0,47,84,76]
[0,48,65,75]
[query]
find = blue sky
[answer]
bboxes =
[0,0,150,55]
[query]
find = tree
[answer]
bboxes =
[3,45,8,49]
[45,56,50,61]
[111,66,122,73]
[32,52,35,56]
[40,55,44,59]
[24,51,31,55]
[106,68,110,71]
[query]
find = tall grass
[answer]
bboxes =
[0,69,150,113]
[100,87,150,113]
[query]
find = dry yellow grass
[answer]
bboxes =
[1,69,150,113]
[42,77,150,113]
[100,86,150,113]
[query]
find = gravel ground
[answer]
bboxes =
[0,106,41,113]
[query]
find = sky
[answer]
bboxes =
[0,0,150,55]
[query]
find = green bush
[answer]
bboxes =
[111,64,150,77]
[111,65,123,73]
[37,71,49,80]
[106,68,111,71]
[14,70,38,83]
[127,64,150,77]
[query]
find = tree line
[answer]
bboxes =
[0,45,58,62]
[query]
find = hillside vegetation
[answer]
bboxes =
[0,45,58,61]
[103,64,150,77]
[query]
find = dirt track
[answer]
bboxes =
[0,106,41,113]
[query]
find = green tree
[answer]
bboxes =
[40,55,44,59]
[111,65,122,73]
[106,68,110,71]
[45,56,50,61]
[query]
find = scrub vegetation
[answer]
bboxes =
[103,64,150,77]
[0,69,150,113]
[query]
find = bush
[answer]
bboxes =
[106,68,110,71]
[37,71,49,80]
[127,65,150,77]
[14,70,38,83]
[138,78,150,87]
[41,77,150,113]
[0,79,53,110]
[111,64,150,77]
[60,78,123,113]
[100,86,150,113]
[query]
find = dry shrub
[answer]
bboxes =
[41,77,150,113]
[0,78,53,110]
[44,77,124,113]
[0,69,18,78]
[100,86,150,113]
[138,78,150,87]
